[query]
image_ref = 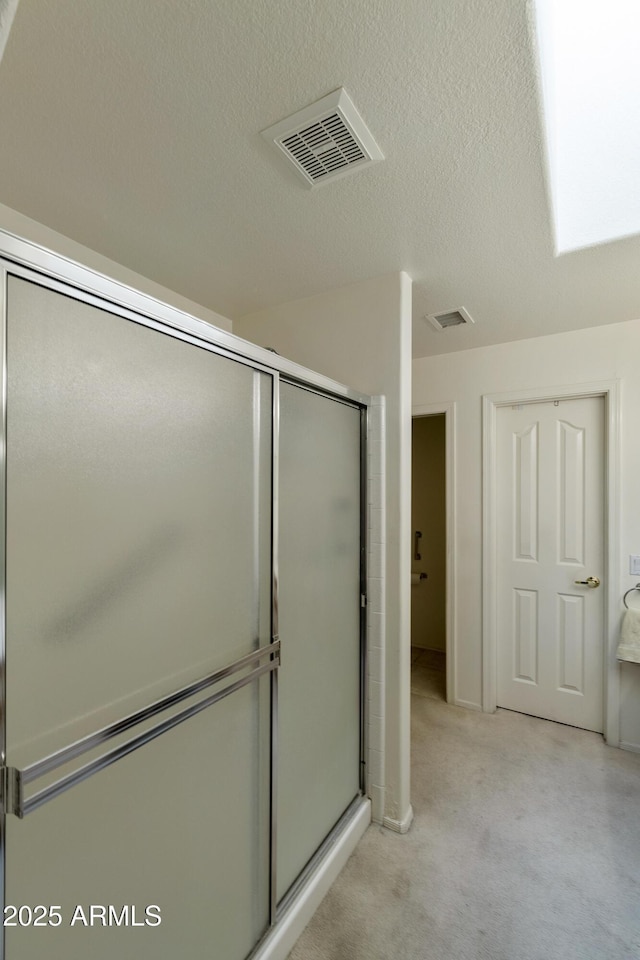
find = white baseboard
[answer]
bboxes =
[620,740,640,755]
[382,803,414,834]
[251,798,371,960]
[368,784,385,824]
[454,698,482,711]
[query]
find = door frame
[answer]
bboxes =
[411,402,456,705]
[482,381,621,745]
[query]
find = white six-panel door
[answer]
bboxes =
[496,397,604,732]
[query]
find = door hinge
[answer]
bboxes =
[361,594,367,608]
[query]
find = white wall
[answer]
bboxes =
[235,272,413,830]
[413,318,640,749]
[0,202,232,333]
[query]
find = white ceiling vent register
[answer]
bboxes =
[261,88,384,187]
[426,307,475,331]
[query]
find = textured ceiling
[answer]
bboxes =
[0,0,638,358]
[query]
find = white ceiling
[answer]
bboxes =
[0,0,639,358]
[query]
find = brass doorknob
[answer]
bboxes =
[574,576,601,588]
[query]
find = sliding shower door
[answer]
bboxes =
[276,382,363,903]
[2,274,274,959]
[0,263,367,959]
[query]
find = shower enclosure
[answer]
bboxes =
[0,248,368,959]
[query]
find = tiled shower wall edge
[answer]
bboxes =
[367,396,386,824]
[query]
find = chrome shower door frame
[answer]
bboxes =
[0,236,370,960]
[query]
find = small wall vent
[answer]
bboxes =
[426,307,475,331]
[261,88,383,188]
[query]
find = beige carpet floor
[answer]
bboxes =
[287,652,640,959]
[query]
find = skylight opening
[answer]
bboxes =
[533,0,640,253]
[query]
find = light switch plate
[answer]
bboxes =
[630,555,640,575]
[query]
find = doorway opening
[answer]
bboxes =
[411,413,447,702]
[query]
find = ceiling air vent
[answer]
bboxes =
[426,307,475,331]
[261,88,383,188]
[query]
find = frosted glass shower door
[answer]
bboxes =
[276,383,363,902]
[2,274,274,960]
